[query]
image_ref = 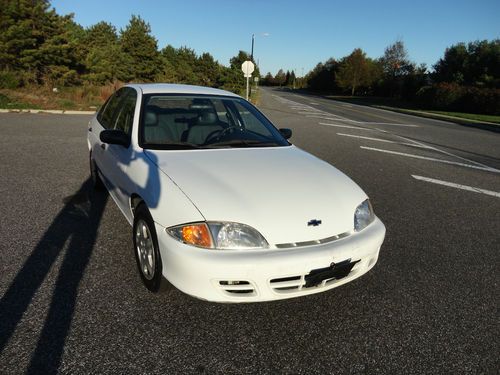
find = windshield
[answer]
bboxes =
[139,94,290,149]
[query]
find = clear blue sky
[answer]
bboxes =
[51,0,499,76]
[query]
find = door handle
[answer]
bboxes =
[88,127,92,132]
[100,143,106,150]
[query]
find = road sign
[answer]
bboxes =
[241,61,255,101]
[241,61,255,76]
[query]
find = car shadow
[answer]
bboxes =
[0,178,108,373]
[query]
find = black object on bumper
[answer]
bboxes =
[304,259,360,288]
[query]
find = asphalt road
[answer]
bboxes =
[0,88,499,374]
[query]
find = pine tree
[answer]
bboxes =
[120,15,161,82]
[82,22,132,83]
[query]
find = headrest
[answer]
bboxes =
[197,111,217,125]
[190,99,212,109]
[144,110,158,126]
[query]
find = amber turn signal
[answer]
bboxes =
[181,224,213,248]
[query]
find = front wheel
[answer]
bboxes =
[133,204,164,292]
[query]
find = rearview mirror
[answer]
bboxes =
[100,129,130,148]
[279,128,292,140]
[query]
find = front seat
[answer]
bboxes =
[184,110,224,144]
[143,107,168,144]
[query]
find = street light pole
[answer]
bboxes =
[251,34,255,60]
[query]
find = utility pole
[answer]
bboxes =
[251,34,255,60]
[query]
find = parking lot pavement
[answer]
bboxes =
[0,97,499,374]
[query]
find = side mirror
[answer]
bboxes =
[279,128,292,140]
[100,129,130,148]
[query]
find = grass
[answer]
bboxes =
[0,84,118,111]
[422,111,500,124]
[324,95,500,127]
[0,93,41,109]
[249,86,261,106]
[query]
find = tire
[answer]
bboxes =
[89,153,105,190]
[133,203,164,292]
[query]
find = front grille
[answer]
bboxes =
[218,280,256,297]
[275,231,351,249]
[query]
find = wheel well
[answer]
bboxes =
[130,194,145,217]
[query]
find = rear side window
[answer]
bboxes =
[113,89,137,135]
[97,89,125,129]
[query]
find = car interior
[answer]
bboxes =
[142,99,231,145]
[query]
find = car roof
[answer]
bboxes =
[126,83,241,97]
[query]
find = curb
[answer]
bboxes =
[0,109,95,115]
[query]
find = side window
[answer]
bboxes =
[97,89,125,129]
[113,89,137,135]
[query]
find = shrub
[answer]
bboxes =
[433,82,465,110]
[0,71,21,89]
[461,87,500,115]
[416,83,500,115]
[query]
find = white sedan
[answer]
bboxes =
[88,84,385,302]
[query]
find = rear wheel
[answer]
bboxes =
[89,153,104,190]
[133,204,164,292]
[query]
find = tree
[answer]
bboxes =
[305,58,340,92]
[165,46,199,84]
[261,72,275,86]
[380,40,415,97]
[0,0,52,73]
[82,22,132,84]
[336,49,378,95]
[433,39,500,88]
[381,40,413,78]
[195,52,220,87]
[290,70,296,87]
[120,15,161,82]
[274,69,286,86]
[0,0,83,85]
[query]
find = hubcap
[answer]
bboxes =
[135,220,156,280]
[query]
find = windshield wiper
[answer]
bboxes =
[208,139,280,148]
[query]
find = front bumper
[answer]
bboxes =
[155,217,386,303]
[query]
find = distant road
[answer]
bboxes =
[259,87,500,169]
[0,93,498,374]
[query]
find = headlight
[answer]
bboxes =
[167,222,268,250]
[354,199,375,232]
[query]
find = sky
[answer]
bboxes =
[51,0,500,76]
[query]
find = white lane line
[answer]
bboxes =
[363,122,420,128]
[337,133,431,149]
[360,146,500,173]
[309,102,319,105]
[412,175,500,198]
[320,123,372,130]
[390,133,499,172]
[307,115,361,123]
[298,111,328,115]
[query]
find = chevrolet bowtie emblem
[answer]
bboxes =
[307,219,322,226]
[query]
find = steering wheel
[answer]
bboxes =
[204,126,241,144]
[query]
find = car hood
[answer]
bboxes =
[146,146,367,245]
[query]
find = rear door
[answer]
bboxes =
[89,88,126,181]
